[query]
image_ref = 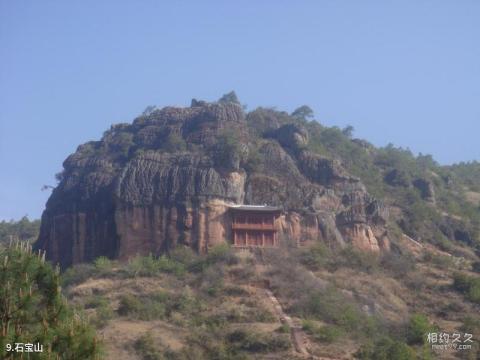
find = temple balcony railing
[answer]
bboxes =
[232,244,278,248]
[232,223,276,230]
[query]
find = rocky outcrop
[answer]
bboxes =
[413,178,436,203]
[36,101,391,268]
[269,124,309,152]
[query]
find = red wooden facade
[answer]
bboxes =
[230,206,281,248]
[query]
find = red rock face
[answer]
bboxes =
[35,102,390,268]
[113,201,232,259]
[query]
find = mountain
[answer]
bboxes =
[35,98,394,268]
[36,96,480,268]
[29,94,480,359]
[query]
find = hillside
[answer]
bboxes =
[23,93,480,358]
[61,240,479,359]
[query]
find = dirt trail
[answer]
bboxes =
[265,289,341,360]
[265,289,311,357]
[255,249,338,360]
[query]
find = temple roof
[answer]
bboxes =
[229,205,282,212]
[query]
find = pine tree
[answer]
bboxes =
[0,242,102,359]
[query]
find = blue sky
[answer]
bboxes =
[1,1,479,220]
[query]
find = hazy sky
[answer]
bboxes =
[1,1,479,220]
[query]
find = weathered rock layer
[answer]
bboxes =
[36,101,390,267]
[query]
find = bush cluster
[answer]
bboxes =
[117,289,204,324]
[294,286,378,338]
[453,273,480,304]
[125,254,186,278]
[84,295,114,328]
[355,337,417,360]
[302,320,344,343]
[226,329,290,353]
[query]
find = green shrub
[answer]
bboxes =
[406,314,434,345]
[428,253,456,269]
[355,337,416,360]
[180,329,233,359]
[276,323,290,333]
[337,305,363,332]
[118,294,143,316]
[156,255,186,275]
[247,306,275,323]
[453,273,480,304]
[342,246,379,273]
[206,244,238,266]
[302,320,344,343]
[94,303,114,328]
[200,265,225,296]
[227,329,290,353]
[190,244,238,273]
[223,285,250,297]
[117,294,166,320]
[296,288,363,330]
[300,243,330,270]
[62,263,97,287]
[461,315,480,335]
[84,295,114,328]
[84,295,109,309]
[380,252,416,277]
[168,291,201,317]
[169,246,198,267]
[213,130,243,169]
[125,254,186,278]
[206,302,274,327]
[94,256,113,272]
[118,289,205,323]
[134,332,164,360]
[111,131,135,159]
[315,325,344,343]
[244,147,263,173]
[228,263,255,281]
[61,256,114,285]
[295,287,382,341]
[218,91,241,105]
[163,133,186,153]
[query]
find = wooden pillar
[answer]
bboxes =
[273,215,276,246]
[262,232,265,247]
[245,231,249,246]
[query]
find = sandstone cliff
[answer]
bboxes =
[36,100,390,267]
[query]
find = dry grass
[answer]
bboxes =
[63,243,480,360]
[465,190,480,206]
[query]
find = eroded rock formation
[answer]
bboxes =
[36,101,390,267]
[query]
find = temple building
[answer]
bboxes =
[229,205,282,248]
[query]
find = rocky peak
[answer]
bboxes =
[36,98,391,268]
